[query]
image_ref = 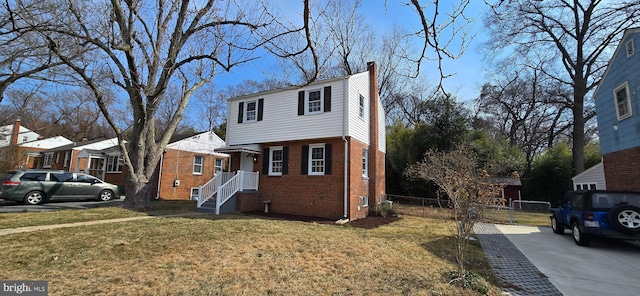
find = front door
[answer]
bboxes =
[240,152,254,172]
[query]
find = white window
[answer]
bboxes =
[215,159,223,175]
[64,151,71,167]
[193,156,204,175]
[43,153,53,168]
[309,144,325,175]
[190,187,200,200]
[575,183,597,190]
[362,149,368,177]
[22,136,28,143]
[359,94,365,119]
[56,152,61,164]
[614,82,632,120]
[627,39,634,57]
[269,147,283,176]
[307,90,322,114]
[107,155,124,173]
[362,196,369,207]
[245,100,257,122]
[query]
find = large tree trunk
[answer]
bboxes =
[572,77,587,175]
[123,174,154,210]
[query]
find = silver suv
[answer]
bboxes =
[0,170,120,205]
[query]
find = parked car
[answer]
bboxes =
[0,170,120,205]
[550,190,640,246]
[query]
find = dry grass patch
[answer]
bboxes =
[0,214,502,295]
[0,200,196,229]
[398,204,550,227]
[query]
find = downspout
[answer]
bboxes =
[342,77,349,219]
[156,152,164,199]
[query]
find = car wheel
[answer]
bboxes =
[98,190,114,201]
[608,205,640,234]
[551,216,564,234]
[24,191,45,205]
[572,222,591,247]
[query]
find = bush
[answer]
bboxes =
[370,201,399,217]
[444,270,490,294]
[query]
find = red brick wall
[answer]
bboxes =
[236,191,262,212]
[247,138,346,220]
[367,61,386,208]
[348,139,370,220]
[157,149,221,200]
[603,147,640,191]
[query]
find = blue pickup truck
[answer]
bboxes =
[550,190,640,246]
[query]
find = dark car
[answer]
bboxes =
[550,190,640,246]
[0,170,120,205]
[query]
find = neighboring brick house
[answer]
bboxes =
[16,136,73,170]
[594,27,640,191]
[152,131,229,200]
[211,62,386,221]
[33,138,126,188]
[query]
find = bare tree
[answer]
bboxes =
[483,0,640,174]
[7,0,283,209]
[406,146,504,281]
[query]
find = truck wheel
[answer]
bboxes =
[572,222,591,247]
[608,205,640,234]
[551,216,564,234]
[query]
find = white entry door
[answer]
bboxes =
[240,152,254,172]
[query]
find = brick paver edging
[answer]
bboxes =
[473,222,562,296]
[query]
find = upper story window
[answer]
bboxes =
[298,86,331,116]
[308,90,322,114]
[614,82,632,121]
[627,39,634,57]
[359,94,365,119]
[193,155,204,175]
[43,153,53,168]
[237,98,263,123]
[107,155,124,173]
[22,136,28,143]
[245,100,257,122]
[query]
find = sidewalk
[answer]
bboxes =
[0,212,208,236]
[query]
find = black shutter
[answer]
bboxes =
[262,148,269,175]
[237,102,244,123]
[282,147,289,175]
[257,98,264,121]
[324,86,331,112]
[301,145,309,175]
[298,91,305,115]
[325,143,332,175]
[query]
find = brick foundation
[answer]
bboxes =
[603,146,640,191]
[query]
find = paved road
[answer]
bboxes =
[495,224,640,296]
[0,198,124,213]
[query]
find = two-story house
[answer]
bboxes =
[594,27,640,190]
[199,62,386,221]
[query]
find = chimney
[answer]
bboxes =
[366,62,385,204]
[10,119,21,145]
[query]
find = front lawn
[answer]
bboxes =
[0,213,502,295]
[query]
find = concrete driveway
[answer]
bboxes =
[495,224,640,296]
[0,198,124,213]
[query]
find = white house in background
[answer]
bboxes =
[572,162,607,190]
[17,136,73,169]
[0,119,40,148]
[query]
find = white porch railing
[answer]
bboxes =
[197,172,234,207]
[198,170,259,215]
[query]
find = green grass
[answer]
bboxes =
[0,211,503,295]
[0,200,196,229]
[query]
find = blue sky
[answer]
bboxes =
[213,0,489,103]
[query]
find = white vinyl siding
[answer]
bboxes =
[346,73,370,145]
[572,162,606,190]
